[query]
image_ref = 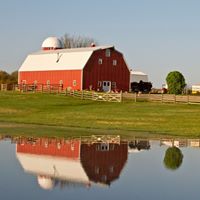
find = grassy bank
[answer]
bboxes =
[0,92,200,138]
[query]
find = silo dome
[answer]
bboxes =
[37,176,55,190]
[42,37,63,50]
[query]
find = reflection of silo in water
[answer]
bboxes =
[80,142,128,186]
[16,138,90,190]
[37,175,55,190]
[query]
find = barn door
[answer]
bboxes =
[102,81,111,92]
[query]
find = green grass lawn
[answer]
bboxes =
[1,92,200,138]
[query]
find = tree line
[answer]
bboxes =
[0,70,18,84]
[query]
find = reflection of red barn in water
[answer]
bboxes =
[81,143,127,185]
[16,138,128,190]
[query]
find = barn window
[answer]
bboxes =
[101,175,107,182]
[59,80,63,85]
[44,141,48,148]
[71,143,75,151]
[109,144,115,150]
[98,81,102,87]
[105,49,111,57]
[96,144,101,151]
[73,80,77,86]
[57,143,61,150]
[95,167,100,174]
[109,166,114,173]
[98,58,103,65]
[22,80,26,84]
[47,80,50,85]
[112,82,116,89]
[113,60,117,66]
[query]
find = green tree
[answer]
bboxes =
[0,70,18,85]
[9,71,18,84]
[166,71,186,94]
[0,70,10,84]
[163,147,183,170]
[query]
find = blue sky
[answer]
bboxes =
[0,0,200,87]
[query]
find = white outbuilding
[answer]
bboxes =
[130,70,148,83]
[192,84,200,94]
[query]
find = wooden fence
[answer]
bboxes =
[0,84,8,91]
[80,135,121,144]
[2,83,200,104]
[122,93,200,104]
[66,90,122,102]
[6,84,64,93]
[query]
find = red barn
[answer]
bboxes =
[18,37,130,92]
[16,137,128,189]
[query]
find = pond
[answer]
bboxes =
[0,135,200,200]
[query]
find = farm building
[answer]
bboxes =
[130,70,152,93]
[130,70,148,83]
[18,37,130,92]
[16,137,128,189]
[192,84,200,94]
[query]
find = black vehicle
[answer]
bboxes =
[131,81,152,93]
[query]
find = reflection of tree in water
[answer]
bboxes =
[163,147,183,170]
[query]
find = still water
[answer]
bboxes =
[0,135,200,200]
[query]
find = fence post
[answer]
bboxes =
[135,93,137,102]
[1,84,8,91]
[81,90,84,99]
[92,91,94,100]
[119,91,122,102]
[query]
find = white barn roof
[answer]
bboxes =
[16,153,90,184]
[130,71,147,76]
[19,46,114,72]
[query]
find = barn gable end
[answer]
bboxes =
[83,48,130,92]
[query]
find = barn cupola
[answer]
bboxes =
[42,37,63,51]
